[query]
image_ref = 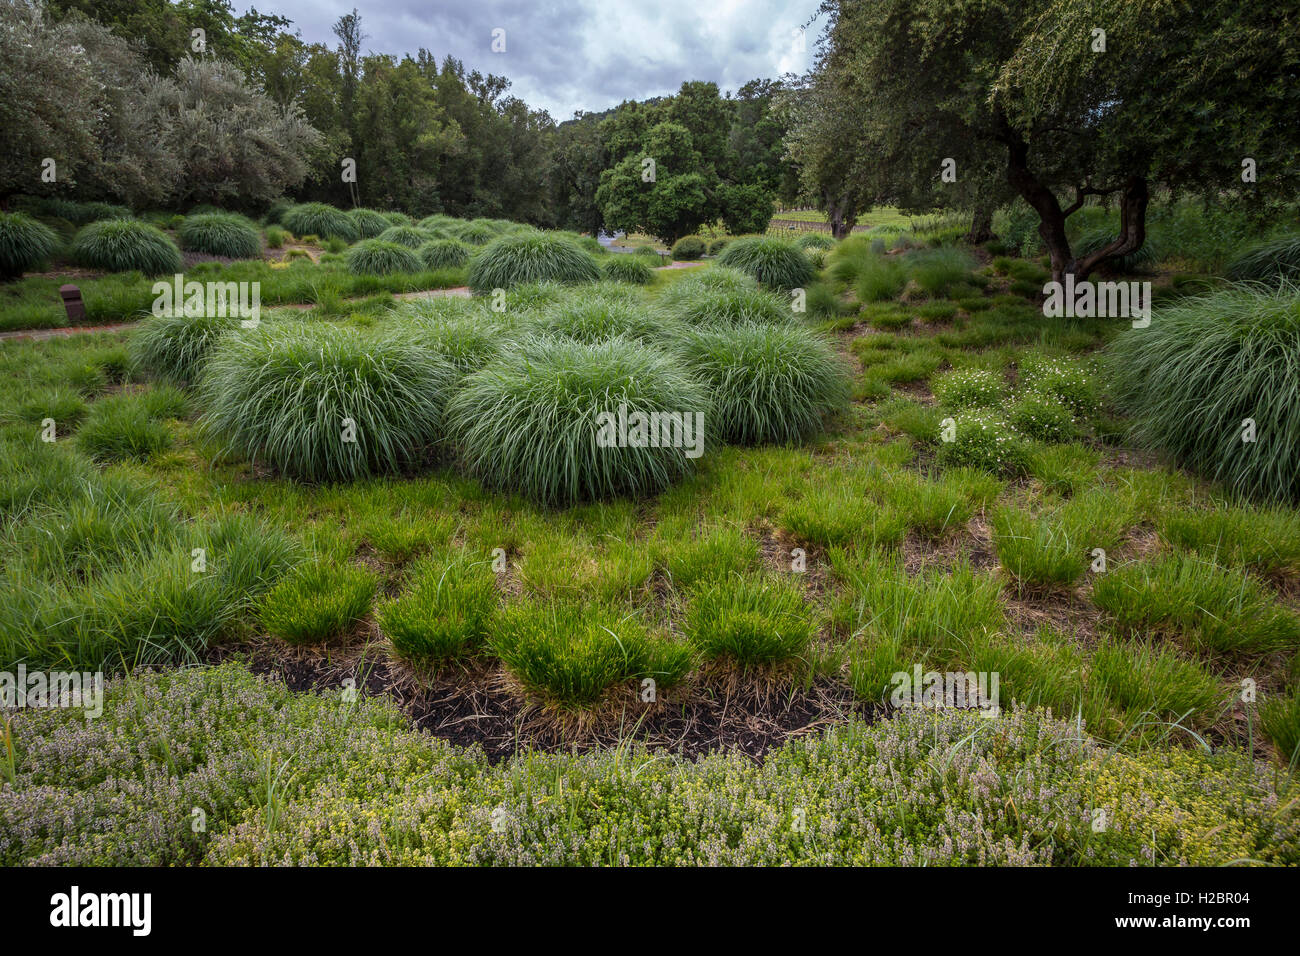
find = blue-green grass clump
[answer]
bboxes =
[672,322,849,445]
[348,208,393,239]
[417,238,472,270]
[446,335,709,505]
[129,312,242,386]
[281,203,358,242]
[0,212,60,279]
[71,220,182,275]
[602,255,655,284]
[345,239,423,276]
[177,213,262,259]
[200,321,456,482]
[467,232,601,293]
[717,236,815,289]
[1108,282,1300,502]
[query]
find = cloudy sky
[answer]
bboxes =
[267,0,823,119]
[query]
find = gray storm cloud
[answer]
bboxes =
[267,0,819,118]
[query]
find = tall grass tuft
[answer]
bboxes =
[348,208,393,239]
[1108,282,1300,502]
[130,312,242,385]
[281,203,358,242]
[376,225,433,249]
[467,232,600,293]
[417,238,472,270]
[344,239,422,275]
[0,212,60,279]
[685,574,815,667]
[1225,234,1300,283]
[717,236,815,289]
[71,220,182,275]
[200,321,456,482]
[671,322,848,444]
[490,602,691,707]
[602,255,655,284]
[177,213,262,259]
[446,334,708,505]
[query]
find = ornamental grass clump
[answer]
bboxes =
[71,219,182,275]
[717,236,815,290]
[532,296,669,344]
[200,321,456,482]
[260,558,375,644]
[602,255,655,284]
[671,322,848,445]
[1226,234,1300,283]
[417,238,472,270]
[659,284,791,328]
[684,574,815,668]
[348,208,392,239]
[377,553,498,663]
[376,225,433,249]
[0,212,60,279]
[490,602,691,707]
[446,334,709,506]
[1107,282,1300,502]
[281,203,358,242]
[177,213,262,259]
[129,312,242,385]
[344,239,423,276]
[467,232,601,293]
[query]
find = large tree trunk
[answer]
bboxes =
[826,191,852,240]
[1002,118,1149,284]
[966,204,994,244]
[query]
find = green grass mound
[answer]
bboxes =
[129,312,243,385]
[281,203,358,242]
[1226,234,1300,283]
[671,322,848,445]
[446,334,709,505]
[685,574,815,667]
[602,255,655,284]
[396,310,504,376]
[1108,282,1300,502]
[448,221,499,245]
[532,296,668,344]
[660,284,791,328]
[796,232,836,252]
[376,225,433,249]
[416,238,472,270]
[716,236,815,289]
[348,208,393,239]
[345,239,423,276]
[0,211,60,280]
[377,553,498,664]
[490,602,691,707]
[200,321,456,482]
[71,219,182,275]
[260,558,375,644]
[467,232,600,293]
[177,213,262,259]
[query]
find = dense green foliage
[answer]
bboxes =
[467,233,600,293]
[71,219,182,275]
[177,213,262,259]
[0,212,59,280]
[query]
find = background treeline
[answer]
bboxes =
[3,0,798,236]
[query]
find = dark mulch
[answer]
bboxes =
[206,636,872,763]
